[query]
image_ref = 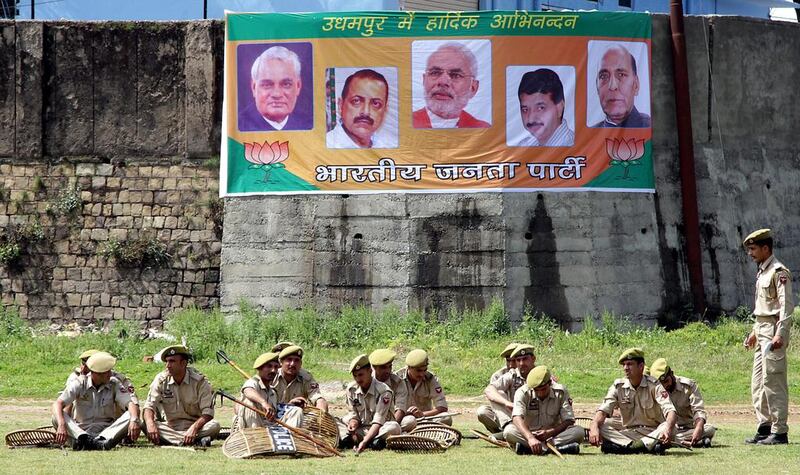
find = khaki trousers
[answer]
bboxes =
[238,404,303,429]
[400,415,417,432]
[675,424,716,443]
[477,404,512,435]
[52,411,131,448]
[751,318,790,434]
[599,420,671,450]
[149,419,221,446]
[504,423,584,448]
[337,420,401,443]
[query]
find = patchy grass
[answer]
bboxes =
[0,304,798,405]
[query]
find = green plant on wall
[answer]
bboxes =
[47,185,82,217]
[99,234,171,269]
[0,220,45,268]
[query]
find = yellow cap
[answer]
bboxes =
[618,347,645,364]
[86,352,116,372]
[253,352,279,369]
[500,343,519,358]
[650,358,670,380]
[349,354,371,373]
[79,349,101,360]
[369,349,396,366]
[160,345,191,358]
[511,344,535,359]
[743,228,771,246]
[271,341,295,353]
[279,345,303,360]
[527,365,551,388]
[406,349,428,368]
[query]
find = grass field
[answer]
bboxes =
[1,304,799,473]
[1,400,798,475]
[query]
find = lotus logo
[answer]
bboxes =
[243,140,289,183]
[606,138,645,179]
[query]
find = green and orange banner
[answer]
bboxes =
[221,10,654,195]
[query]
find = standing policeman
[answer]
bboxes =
[743,229,792,445]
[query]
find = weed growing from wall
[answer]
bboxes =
[99,235,172,269]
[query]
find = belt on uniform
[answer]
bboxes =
[755,315,778,322]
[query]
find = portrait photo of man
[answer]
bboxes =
[587,41,651,128]
[506,66,575,147]
[237,43,313,132]
[326,68,398,149]
[412,40,492,129]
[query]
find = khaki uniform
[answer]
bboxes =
[272,368,324,405]
[597,376,676,449]
[235,376,302,429]
[503,382,584,447]
[337,379,401,442]
[143,367,220,445]
[658,376,716,442]
[377,372,416,432]
[489,366,510,384]
[64,369,140,416]
[395,367,451,426]
[751,255,792,434]
[53,375,136,447]
[478,368,526,434]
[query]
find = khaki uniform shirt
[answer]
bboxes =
[144,367,215,431]
[658,376,707,428]
[241,376,278,412]
[59,375,133,425]
[754,255,793,340]
[395,367,447,412]
[598,375,675,428]
[342,379,394,427]
[491,368,526,401]
[377,372,409,412]
[512,382,574,430]
[272,368,323,404]
[490,366,510,384]
[64,369,140,405]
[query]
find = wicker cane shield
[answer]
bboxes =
[222,426,334,459]
[5,429,59,448]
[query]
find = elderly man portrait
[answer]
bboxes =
[239,44,312,131]
[513,68,574,147]
[591,43,651,128]
[326,68,396,149]
[413,41,491,129]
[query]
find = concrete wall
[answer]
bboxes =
[220,15,800,328]
[2,16,799,328]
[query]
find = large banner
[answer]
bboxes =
[221,10,654,196]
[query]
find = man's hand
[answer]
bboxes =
[54,423,68,446]
[744,331,756,349]
[355,441,368,454]
[771,334,784,350]
[264,404,276,421]
[532,429,551,441]
[288,397,306,407]
[408,406,423,418]
[690,426,704,446]
[128,419,141,441]
[527,436,543,455]
[145,421,160,444]
[183,423,200,446]
[660,425,674,443]
[588,423,602,446]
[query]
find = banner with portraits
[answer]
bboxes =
[221,10,654,196]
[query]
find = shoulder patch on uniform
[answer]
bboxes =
[778,273,789,285]
[382,394,391,404]
[435,386,442,393]
[310,382,319,390]
[661,390,669,399]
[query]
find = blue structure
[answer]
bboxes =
[479,0,797,19]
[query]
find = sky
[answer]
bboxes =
[14,0,400,20]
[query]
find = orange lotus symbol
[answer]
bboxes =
[243,140,289,183]
[606,138,645,179]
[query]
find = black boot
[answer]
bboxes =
[555,442,580,455]
[650,442,667,455]
[757,433,788,445]
[72,434,91,451]
[745,424,771,444]
[196,436,212,448]
[515,442,533,455]
[600,440,627,454]
[93,436,114,451]
[370,437,387,451]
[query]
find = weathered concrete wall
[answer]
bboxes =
[2,17,799,328]
[219,15,800,328]
[0,21,223,327]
